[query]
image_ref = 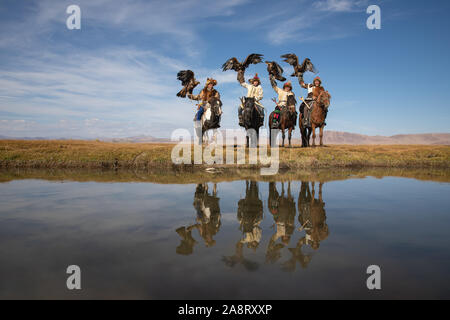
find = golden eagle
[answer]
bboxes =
[281,54,317,77]
[222,53,264,72]
[176,70,200,98]
[265,61,286,82]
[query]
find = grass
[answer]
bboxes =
[0,139,449,170]
[1,167,449,184]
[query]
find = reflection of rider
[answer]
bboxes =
[237,181,263,250]
[175,183,221,255]
[282,181,328,271]
[238,72,264,127]
[297,181,328,251]
[193,183,221,247]
[222,180,262,271]
[299,76,325,126]
[266,182,296,263]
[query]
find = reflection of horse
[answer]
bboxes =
[223,181,263,271]
[240,97,264,147]
[300,91,331,147]
[199,97,222,145]
[266,181,296,263]
[283,181,328,271]
[175,183,221,255]
[298,181,328,251]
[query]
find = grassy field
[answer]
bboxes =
[0,139,449,170]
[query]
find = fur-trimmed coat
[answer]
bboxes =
[306,84,325,100]
[189,87,220,103]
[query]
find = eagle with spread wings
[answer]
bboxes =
[265,61,286,82]
[176,70,200,98]
[221,53,264,72]
[281,54,317,77]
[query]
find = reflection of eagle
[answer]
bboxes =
[265,61,286,82]
[222,53,263,72]
[176,70,200,98]
[281,54,317,77]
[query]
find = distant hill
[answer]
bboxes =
[0,132,449,145]
[321,131,450,145]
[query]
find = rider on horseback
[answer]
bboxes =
[238,72,264,127]
[188,78,222,144]
[270,77,297,128]
[299,76,325,126]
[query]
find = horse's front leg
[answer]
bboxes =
[319,126,324,146]
[288,127,292,147]
[311,125,316,147]
[281,128,285,148]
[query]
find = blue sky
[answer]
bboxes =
[0,0,449,138]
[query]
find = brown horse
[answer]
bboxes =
[269,99,297,148]
[310,91,331,147]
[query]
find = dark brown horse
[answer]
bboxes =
[268,98,297,148]
[240,97,264,148]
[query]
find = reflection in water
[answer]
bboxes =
[176,180,329,272]
[282,182,329,272]
[223,181,263,271]
[176,183,221,255]
[1,174,449,299]
[266,182,296,264]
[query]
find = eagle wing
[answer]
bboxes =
[299,58,318,74]
[281,53,299,68]
[222,57,241,72]
[242,53,264,69]
[266,61,286,82]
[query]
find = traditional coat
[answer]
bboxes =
[241,82,264,107]
[189,87,220,103]
[305,83,325,101]
[272,83,295,106]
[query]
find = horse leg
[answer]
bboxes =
[311,125,316,147]
[288,127,292,147]
[319,126,324,146]
[281,127,285,148]
[256,129,260,148]
[246,134,249,148]
[307,127,312,147]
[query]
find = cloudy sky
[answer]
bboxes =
[0,0,449,138]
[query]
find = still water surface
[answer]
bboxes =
[0,172,449,299]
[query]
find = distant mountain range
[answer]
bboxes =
[0,132,449,145]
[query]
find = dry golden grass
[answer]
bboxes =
[0,139,449,169]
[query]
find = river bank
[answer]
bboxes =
[0,140,449,170]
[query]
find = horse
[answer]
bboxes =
[310,91,331,147]
[240,97,264,148]
[269,100,297,148]
[199,97,222,145]
[299,91,331,147]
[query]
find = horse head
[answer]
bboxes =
[317,91,331,110]
[208,97,222,114]
[243,97,255,109]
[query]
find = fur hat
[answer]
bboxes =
[283,81,292,90]
[313,76,322,85]
[206,78,217,86]
[249,73,260,85]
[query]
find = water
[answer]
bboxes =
[0,170,449,299]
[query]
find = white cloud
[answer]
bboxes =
[313,0,367,12]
